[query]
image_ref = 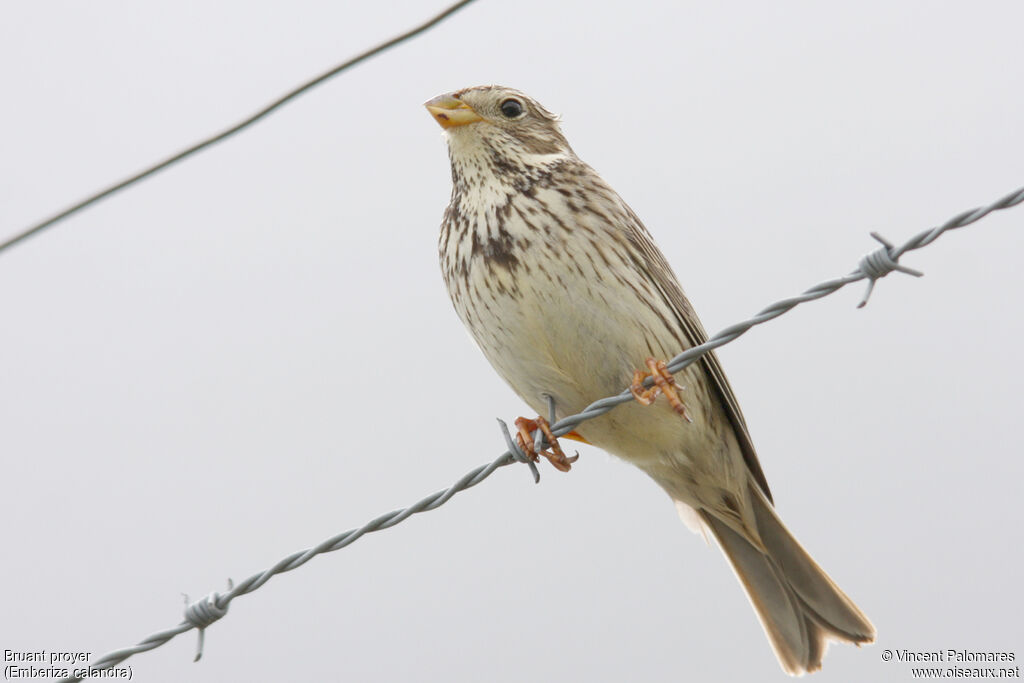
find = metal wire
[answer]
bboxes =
[0,0,479,255]
[56,183,1023,682]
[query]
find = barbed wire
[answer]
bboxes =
[0,0,479,255]
[56,183,1023,682]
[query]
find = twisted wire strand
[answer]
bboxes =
[0,0,479,255]
[56,183,1022,682]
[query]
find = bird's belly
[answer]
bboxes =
[455,250,721,470]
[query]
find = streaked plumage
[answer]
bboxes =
[426,85,874,674]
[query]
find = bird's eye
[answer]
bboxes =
[500,98,524,119]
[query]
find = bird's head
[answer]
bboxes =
[425,86,573,164]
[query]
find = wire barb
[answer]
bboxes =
[183,579,233,662]
[856,232,925,308]
[543,393,557,425]
[497,418,541,483]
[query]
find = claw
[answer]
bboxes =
[629,357,692,422]
[514,416,580,472]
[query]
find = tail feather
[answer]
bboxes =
[745,482,875,645]
[697,482,874,675]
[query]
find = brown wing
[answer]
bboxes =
[622,208,774,503]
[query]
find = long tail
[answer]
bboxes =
[697,482,875,675]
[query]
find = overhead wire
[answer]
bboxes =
[0,0,479,255]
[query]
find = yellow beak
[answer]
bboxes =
[424,93,483,129]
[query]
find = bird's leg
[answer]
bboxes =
[630,357,693,422]
[514,416,580,472]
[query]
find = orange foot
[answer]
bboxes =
[630,357,693,423]
[514,417,581,472]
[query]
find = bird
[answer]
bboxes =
[425,85,874,675]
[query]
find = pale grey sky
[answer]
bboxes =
[2,2,1022,682]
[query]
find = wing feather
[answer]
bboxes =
[621,207,774,502]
